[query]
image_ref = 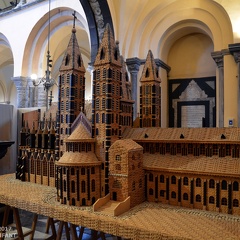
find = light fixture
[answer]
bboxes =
[32,0,55,110]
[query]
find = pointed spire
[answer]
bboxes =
[59,12,85,73]
[140,50,161,83]
[94,23,121,67]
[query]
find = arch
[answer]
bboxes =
[196,194,201,202]
[22,7,90,78]
[183,193,188,200]
[221,197,227,206]
[221,180,227,190]
[196,178,201,187]
[209,179,215,188]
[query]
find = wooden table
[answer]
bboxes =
[0,174,240,240]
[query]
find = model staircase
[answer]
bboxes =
[95,201,120,216]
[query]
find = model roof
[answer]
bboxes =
[56,151,100,166]
[140,50,161,83]
[122,127,240,143]
[66,122,94,142]
[110,139,143,151]
[143,153,240,177]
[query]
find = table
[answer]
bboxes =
[0,174,240,240]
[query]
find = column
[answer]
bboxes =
[12,76,32,108]
[229,43,240,127]
[211,51,224,127]
[126,58,141,120]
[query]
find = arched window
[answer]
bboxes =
[233,181,239,191]
[100,47,105,60]
[233,199,239,207]
[221,197,227,205]
[196,194,201,202]
[171,191,176,199]
[209,196,215,204]
[160,190,165,197]
[96,113,99,123]
[149,188,154,195]
[72,198,76,206]
[209,179,215,188]
[160,175,164,183]
[81,168,85,175]
[171,176,176,184]
[183,193,188,200]
[196,178,201,187]
[183,177,188,185]
[221,180,227,190]
[149,173,153,182]
[102,113,105,123]
[115,164,121,170]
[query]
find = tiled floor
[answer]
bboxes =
[6,209,123,240]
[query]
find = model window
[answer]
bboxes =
[115,164,121,171]
[160,175,164,183]
[209,179,215,188]
[71,168,75,175]
[91,167,95,174]
[196,178,201,187]
[149,173,153,182]
[221,198,227,205]
[171,191,176,199]
[115,155,121,161]
[160,190,165,197]
[209,196,215,204]
[81,168,85,175]
[183,177,188,185]
[96,113,99,123]
[233,181,239,191]
[196,194,201,202]
[183,193,188,200]
[233,199,239,207]
[149,188,153,195]
[102,98,106,109]
[96,98,100,110]
[171,176,176,184]
[221,180,227,190]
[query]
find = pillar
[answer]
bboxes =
[211,51,224,127]
[11,76,32,108]
[229,43,240,127]
[126,58,141,120]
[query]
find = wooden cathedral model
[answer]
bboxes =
[16,19,240,217]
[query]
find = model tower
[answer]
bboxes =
[92,24,122,196]
[120,56,134,133]
[140,50,161,127]
[57,13,86,157]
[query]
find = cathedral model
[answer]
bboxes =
[16,20,240,217]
